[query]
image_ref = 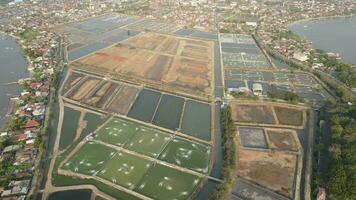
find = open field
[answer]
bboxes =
[72,32,214,95]
[231,103,276,124]
[61,71,85,95]
[159,138,211,173]
[66,77,102,101]
[83,81,119,109]
[135,164,201,200]
[230,102,306,129]
[266,129,298,152]
[230,178,290,200]
[237,149,297,198]
[98,151,152,189]
[274,106,304,126]
[238,127,268,149]
[107,85,139,115]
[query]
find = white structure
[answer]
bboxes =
[293,51,308,62]
[252,83,263,96]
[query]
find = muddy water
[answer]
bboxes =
[152,94,184,130]
[181,100,211,141]
[0,33,28,128]
[128,89,161,122]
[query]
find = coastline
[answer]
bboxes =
[287,14,356,27]
[287,14,356,65]
[0,31,30,131]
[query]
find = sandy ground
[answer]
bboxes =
[237,149,297,198]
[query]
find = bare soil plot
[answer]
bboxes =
[73,32,214,95]
[107,86,139,115]
[84,81,119,109]
[61,71,85,95]
[69,78,101,101]
[266,129,298,152]
[230,103,276,124]
[274,106,304,126]
[238,127,268,149]
[231,178,289,200]
[237,149,296,198]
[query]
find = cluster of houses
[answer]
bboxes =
[257,0,355,66]
[0,0,129,198]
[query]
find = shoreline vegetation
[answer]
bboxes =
[209,105,236,199]
[260,14,356,102]
[288,14,356,28]
[0,31,30,131]
[0,25,61,196]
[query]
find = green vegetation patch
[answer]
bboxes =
[125,127,171,157]
[135,164,201,200]
[98,151,152,189]
[159,138,211,173]
[94,118,138,146]
[59,107,81,150]
[62,141,115,176]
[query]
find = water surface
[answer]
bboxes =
[290,16,356,64]
[0,33,28,128]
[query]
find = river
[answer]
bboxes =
[0,33,28,129]
[289,16,356,64]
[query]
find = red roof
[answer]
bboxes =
[30,82,43,88]
[13,134,27,141]
[23,119,40,128]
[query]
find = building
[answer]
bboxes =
[252,83,263,96]
[1,180,30,198]
[293,51,308,62]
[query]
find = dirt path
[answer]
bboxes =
[42,95,65,199]
[75,110,87,141]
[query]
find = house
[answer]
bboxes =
[13,134,27,142]
[252,83,263,96]
[1,180,30,198]
[2,195,26,200]
[22,120,40,129]
[293,51,308,62]
[0,132,8,137]
[30,82,43,89]
[2,145,21,154]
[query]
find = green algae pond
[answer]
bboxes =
[135,163,201,200]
